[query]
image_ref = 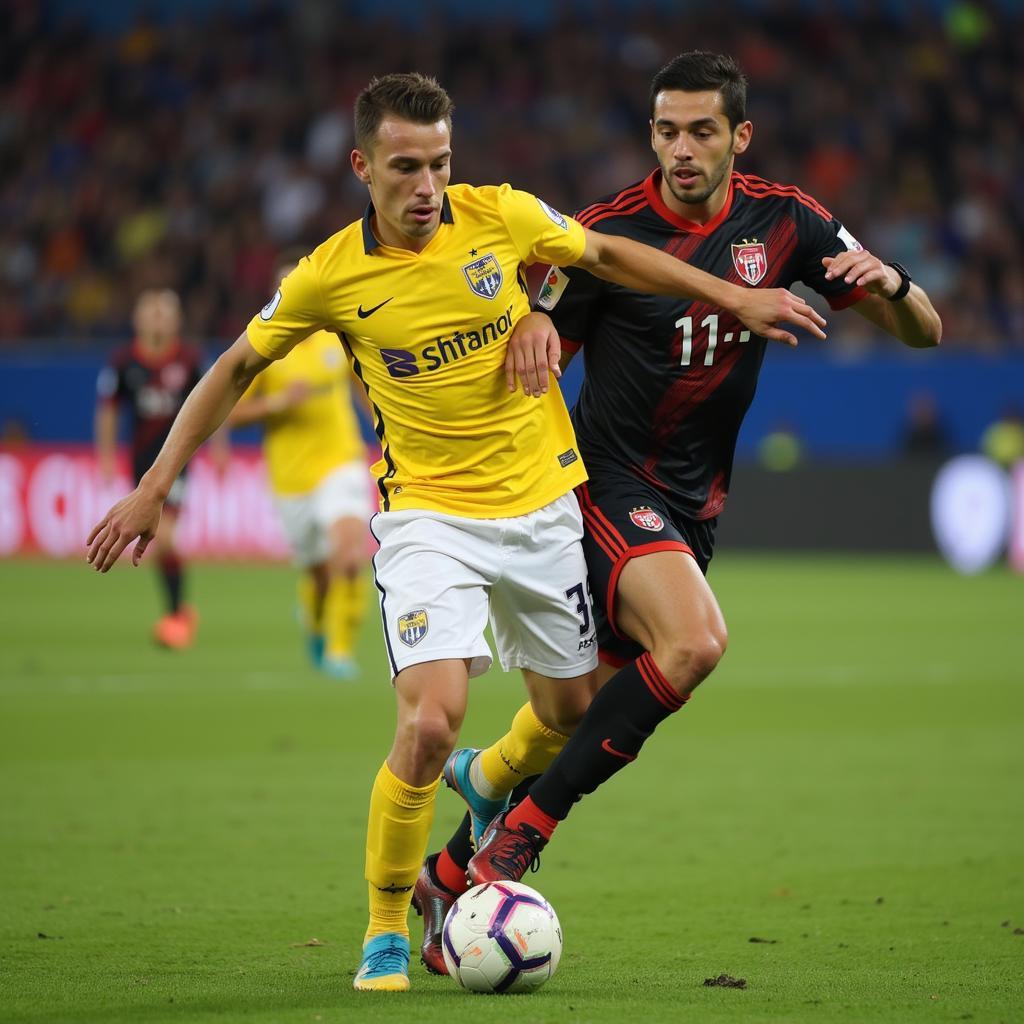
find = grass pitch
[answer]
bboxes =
[1,554,1021,1023]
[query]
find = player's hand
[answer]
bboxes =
[732,287,827,347]
[823,251,900,298]
[283,381,312,406]
[505,312,561,397]
[85,486,163,572]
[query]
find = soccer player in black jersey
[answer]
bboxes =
[95,289,207,648]
[414,51,941,973]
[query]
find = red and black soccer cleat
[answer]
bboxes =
[467,810,547,885]
[410,856,459,975]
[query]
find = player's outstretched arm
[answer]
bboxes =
[823,251,941,349]
[94,401,119,484]
[505,311,563,396]
[575,229,827,347]
[86,332,271,572]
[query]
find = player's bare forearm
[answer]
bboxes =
[86,334,270,572]
[851,285,942,349]
[576,230,827,346]
[94,403,118,477]
[576,230,736,307]
[141,334,270,498]
[227,394,277,428]
[823,252,941,349]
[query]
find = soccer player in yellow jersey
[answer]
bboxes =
[229,259,372,678]
[86,72,826,992]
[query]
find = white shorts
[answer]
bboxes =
[371,491,599,681]
[274,460,373,568]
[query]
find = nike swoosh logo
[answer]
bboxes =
[357,297,394,319]
[601,738,636,762]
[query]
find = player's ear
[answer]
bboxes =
[733,120,753,156]
[649,119,657,153]
[351,148,371,184]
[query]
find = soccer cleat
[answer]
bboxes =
[153,610,195,650]
[352,932,410,992]
[305,632,326,668]
[410,855,458,975]
[322,653,359,680]
[442,747,509,848]
[467,810,547,885]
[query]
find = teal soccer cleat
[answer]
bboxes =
[353,932,410,992]
[442,747,509,849]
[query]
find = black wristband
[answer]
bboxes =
[886,261,912,302]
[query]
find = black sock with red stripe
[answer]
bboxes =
[158,553,183,614]
[526,653,687,822]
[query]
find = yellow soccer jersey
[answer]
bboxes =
[243,329,364,496]
[247,183,588,518]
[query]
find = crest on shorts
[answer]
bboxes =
[397,609,428,647]
[731,239,768,286]
[462,253,503,299]
[629,506,665,532]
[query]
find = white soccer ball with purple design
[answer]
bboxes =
[441,881,563,993]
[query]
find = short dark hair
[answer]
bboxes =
[354,73,454,151]
[649,51,747,130]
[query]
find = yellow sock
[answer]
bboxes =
[365,761,440,939]
[297,575,324,634]
[478,702,570,795]
[325,573,367,659]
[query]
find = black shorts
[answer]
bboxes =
[575,473,717,666]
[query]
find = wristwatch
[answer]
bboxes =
[886,261,912,301]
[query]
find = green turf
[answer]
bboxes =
[1,554,1021,1023]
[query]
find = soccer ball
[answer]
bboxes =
[441,881,562,994]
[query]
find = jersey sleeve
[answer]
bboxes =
[246,255,328,360]
[496,185,587,267]
[796,209,869,310]
[95,355,125,405]
[534,264,605,354]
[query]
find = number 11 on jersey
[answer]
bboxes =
[676,314,751,367]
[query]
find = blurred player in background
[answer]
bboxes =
[228,257,372,679]
[416,50,942,973]
[95,289,208,649]
[86,72,827,993]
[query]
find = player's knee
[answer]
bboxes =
[656,624,727,694]
[406,710,459,771]
[541,693,593,736]
[327,549,360,578]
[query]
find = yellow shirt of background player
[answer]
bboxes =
[242,329,364,497]
[246,183,589,518]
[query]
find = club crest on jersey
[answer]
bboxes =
[629,506,665,532]
[161,362,187,390]
[731,239,768,286]
[462,253,503,299]
[397,609,428,647]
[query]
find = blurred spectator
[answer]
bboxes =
[980,407,1024,467]
[0,1,1021,349]
[758,423,804,472]
[902,391,951,459]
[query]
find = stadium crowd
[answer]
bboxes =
[1,0,1020,348]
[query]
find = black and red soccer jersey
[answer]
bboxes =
[96,340,205,481]
[540,169,867,520]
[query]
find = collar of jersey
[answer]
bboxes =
[130,337,184,368]
[362,193,454,254]
[643,169,735,237]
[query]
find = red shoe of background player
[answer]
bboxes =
[153,607,197,649]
